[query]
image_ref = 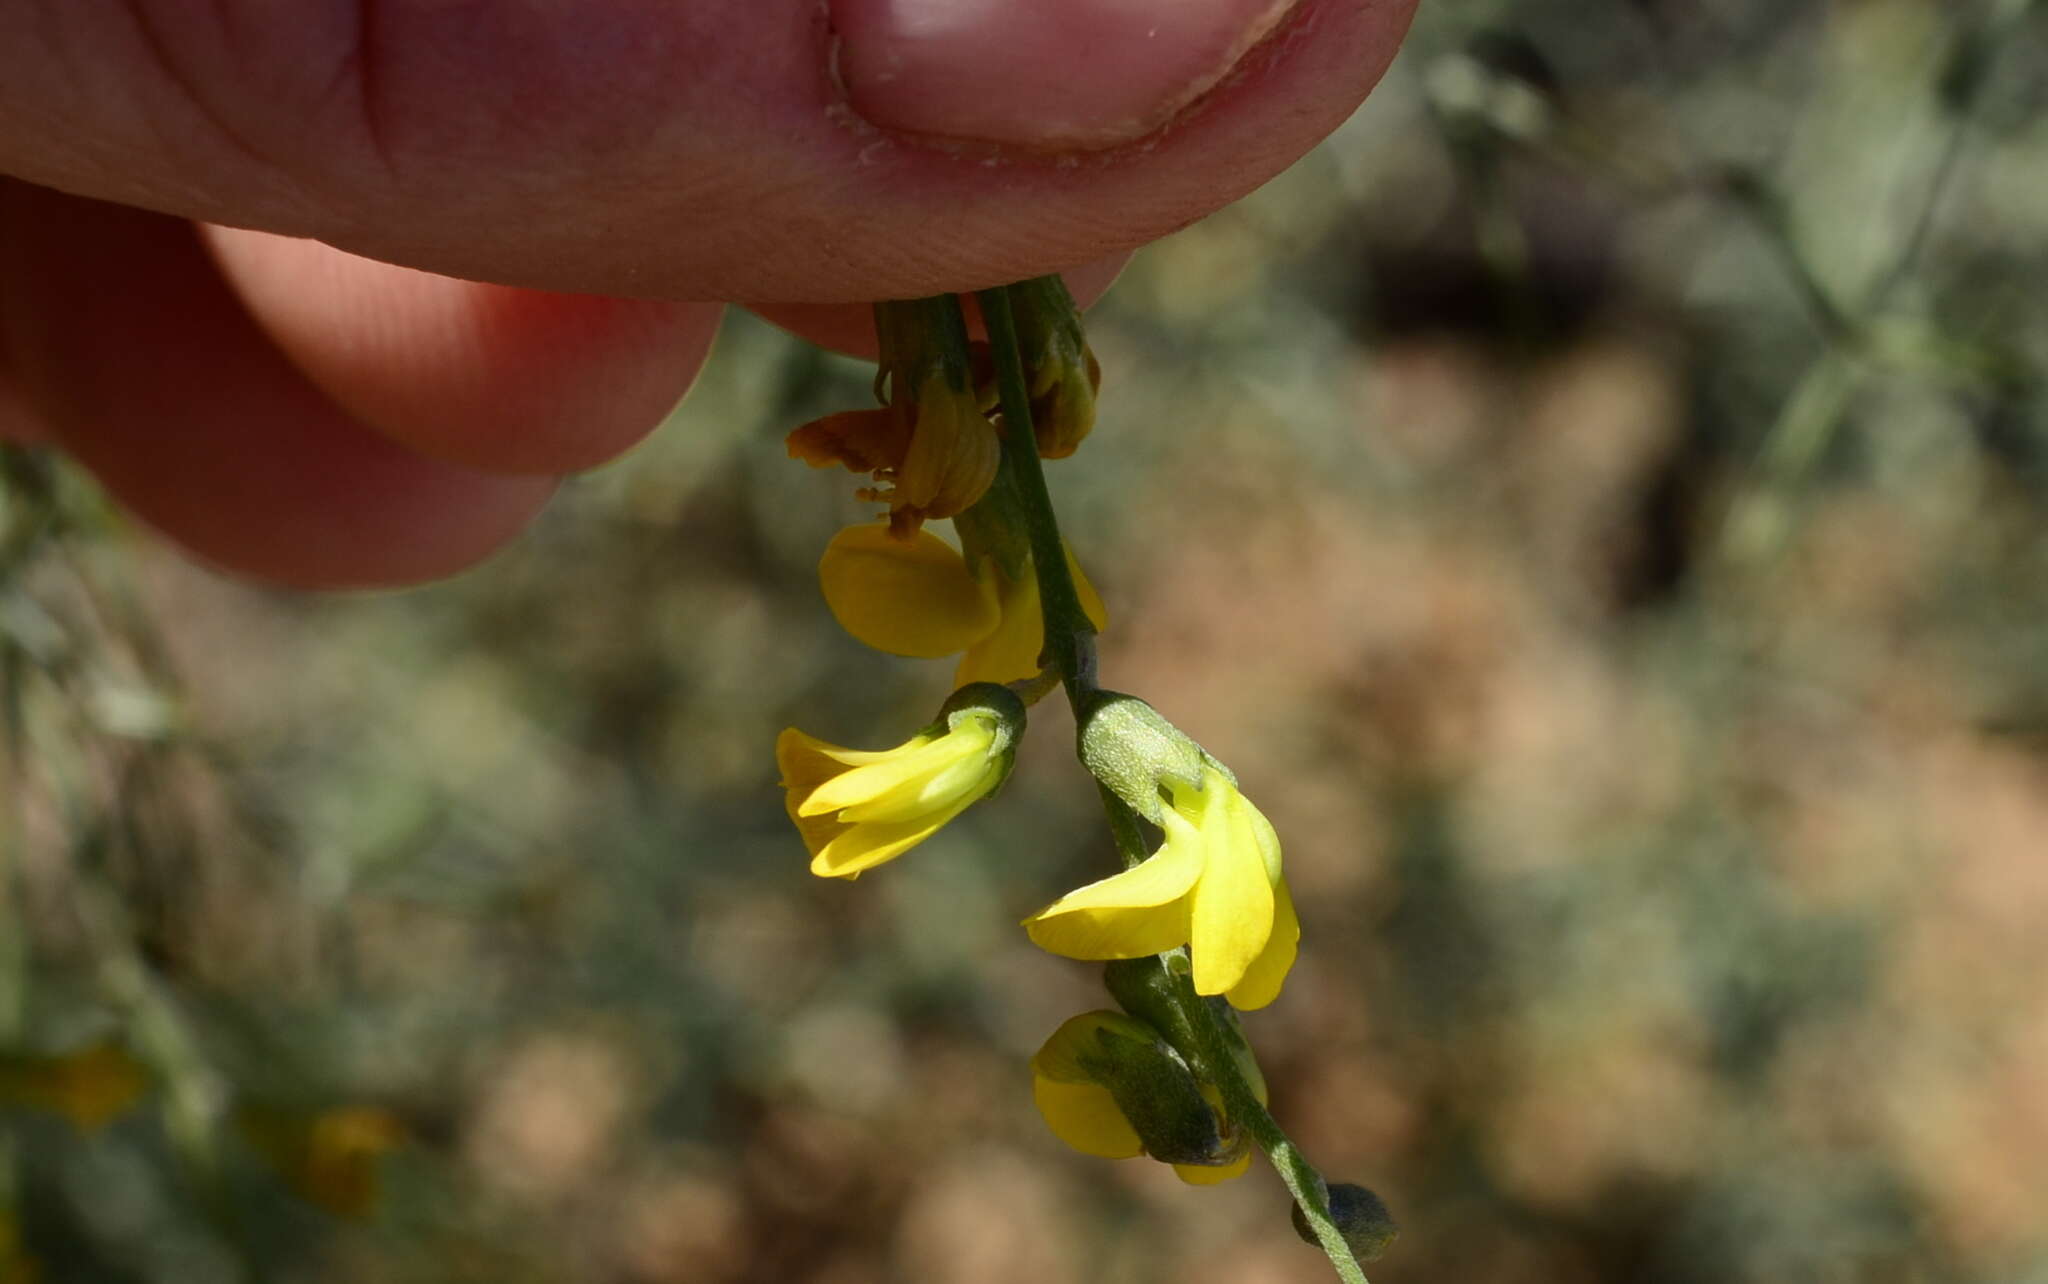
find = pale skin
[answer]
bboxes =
[0,0,1417,587]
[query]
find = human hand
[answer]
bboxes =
[0,0,1415,586]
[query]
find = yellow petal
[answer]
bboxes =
[778,727,925,859]
[777,727,919,788]
[895,374,1000,522]
[800,730,979,818]
[820,524,999,658]
[1242,794,1283,884]
[786,407,905,474]
[1173,1150,1254,1185]
[808,788,983,878]
[953,545,1108,687]
[1023,809,1205,960]
[1032,1076,1144,1159]
[1224,876,1299,1011]
[1028,1013,1151,1159]
[955,564,1045,687]
[1187,783,1277,997]
[832,743,998,825]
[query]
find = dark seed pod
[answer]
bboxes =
[1291,1183,1399,1263]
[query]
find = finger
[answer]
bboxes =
[748,254,1129,359]
[0,0,1416,302]
[203,227,721,475]
[0,332,40,441]
[0,381,42,442]
[0,182,554,588]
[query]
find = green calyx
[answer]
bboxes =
[933,682,1027,796]
[1076,691,1231,824]
[1105,956,1267,1105]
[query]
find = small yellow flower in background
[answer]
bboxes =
[0,1040,149,1133]
[238,1103,407,1220]
[778,684,1026,879]
[1024,767,1299,1009]
[818,523,1107,687]
[1031,1011,1261,1185]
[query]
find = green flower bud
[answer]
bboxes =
[1292,1182,1399,1263]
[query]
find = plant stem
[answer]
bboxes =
[972,280,1371,1284]
[974,287,1097,704]
[1186,1000,1372,1284]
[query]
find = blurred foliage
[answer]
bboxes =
[7,2,2048,1280]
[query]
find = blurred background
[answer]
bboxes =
[7,1,2048,1280]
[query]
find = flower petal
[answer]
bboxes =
[1173,1150,1254,1185]
[801,728,980,818]
[776,727,911,793]
[1187,784,1277,997]
[1223,876,1299,1011]
[953,544,1108,687]
[807,786,983,878]
[831,739,995,825]
[955,563,1045,687]
[1023,809,1205,960]
[1032,1077,1144,1159]
[820,524,999,658]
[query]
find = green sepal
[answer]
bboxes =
[952,457,1032,585]
[1104,956,1266,1100]
[1076,692,1229,824]
[936,682,1027,799]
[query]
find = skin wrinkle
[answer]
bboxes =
[116,0,299,202]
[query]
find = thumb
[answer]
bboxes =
[0,0,1414,302]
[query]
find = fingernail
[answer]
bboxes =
[829,0,1301,151]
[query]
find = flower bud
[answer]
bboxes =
[1291,1182,1399,1263]
[1031,1011,1250,1179]
[1008,276,1100,459]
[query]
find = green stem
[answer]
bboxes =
[974,280,1369,1284]
[973,287,1097,703]
[1188,1003,1371,1284]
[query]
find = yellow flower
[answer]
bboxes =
[778,685,1025,879]
[818,523,1107,687]
[0,1040,149,1133]
[238,1104,407,1220]
[1024,768,1299,1009]
[1030,1011,1262,1185]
